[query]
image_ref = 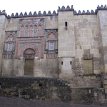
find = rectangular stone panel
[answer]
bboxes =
[83,59,93,74]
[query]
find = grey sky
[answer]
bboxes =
[0,0,107,15]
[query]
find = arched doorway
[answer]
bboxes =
[23,48,35,76]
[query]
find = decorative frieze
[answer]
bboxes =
[19,18,44,37]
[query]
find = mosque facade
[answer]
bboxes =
[0,5,107,102]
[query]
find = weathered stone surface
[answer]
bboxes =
[0,77,71,102]
[0,5,107,104]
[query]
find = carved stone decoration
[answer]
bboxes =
[45,29,58,59]
[3,31,16,59]
[16,18,45,59]
[23,48,35,59]
[19,18,44,37]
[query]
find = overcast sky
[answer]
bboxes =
[0,0,107,15]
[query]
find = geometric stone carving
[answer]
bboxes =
[45,29,58,50]
[19,18,44,37]
[16,18,45,59]
[3,31,16,59]
[45,29,58,58]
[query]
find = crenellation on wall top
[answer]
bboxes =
[29,11,33,16]
[11,13,14,17]
[95,5,107,14]
[33,11,37,16]
[19,12,23,17]
[15,13,18,17]
[73,10,95,15]
[0,10,7,17]
[24,12,28,16]
[97,5,107,10]
[58,4,107,15]
[9,10,58,18]
[2,4,107,19]
[58,5,74,12]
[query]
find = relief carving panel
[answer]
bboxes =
[19,18,44,37]
[3,31,17,59]
[45,29,58,59]
[16,18,45,58]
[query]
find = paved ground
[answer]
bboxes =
[0,97,106,107]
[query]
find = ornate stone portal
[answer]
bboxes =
[17,18,45,59]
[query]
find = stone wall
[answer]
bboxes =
[0,7,103,84]
[2,58,24,76]
[0,77,71,102]
[0,5,107,103]
[0,15,7,75]
[74,14,100,74]
[97,10,107,73]
[0,77,102,104]
[2,59,14,76]
[58,10,101,80]
[96,9,107,94]
[34,58,59,78]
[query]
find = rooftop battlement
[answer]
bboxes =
[97,5,107,10]
[9,10,57,18]
[0,5,107,18]
[0,10,7,16]
[58,5,74,11]
[73,10,95,15]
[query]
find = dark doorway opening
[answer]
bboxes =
[23,48,35,76]
[24,59,34,76]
